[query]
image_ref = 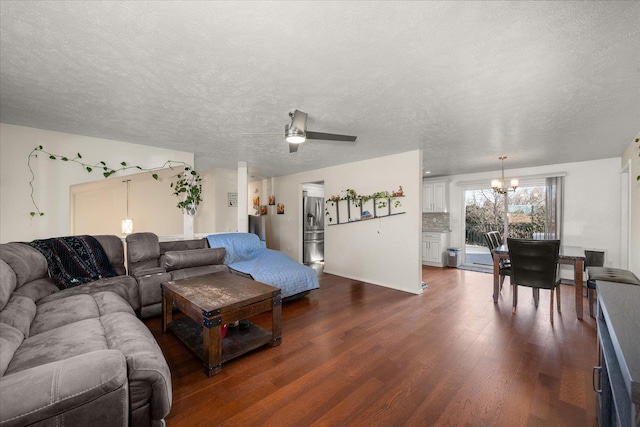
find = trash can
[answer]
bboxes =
[447,248,461,268]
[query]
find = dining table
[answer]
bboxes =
[492,244,586,320]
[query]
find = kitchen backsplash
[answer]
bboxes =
[422,212,450,231]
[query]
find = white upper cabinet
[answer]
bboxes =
[422,180,449,212]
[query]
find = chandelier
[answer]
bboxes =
[491,156,518,194]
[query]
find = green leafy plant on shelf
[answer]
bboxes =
[27,145,202,217]
[636,137,639,181]
[325,186,403,223]
[170,166,202,215]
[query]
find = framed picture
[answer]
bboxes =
[277,203,285,214]
[269,195,275,205]
[260,205,267,215]
[227,192,238,207]
[253,196,260,208]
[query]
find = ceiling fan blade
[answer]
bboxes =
[289,142,299,153]
[306,131,357,142]
[290,110,307,132]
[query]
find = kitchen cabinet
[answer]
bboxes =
[423,180,448,212]
[594,281,640,427]
[422,232,449,267]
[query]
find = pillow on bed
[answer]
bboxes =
[161,248,226,271]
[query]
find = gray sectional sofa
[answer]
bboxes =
[0,235,172,427]
[126,232,229,318]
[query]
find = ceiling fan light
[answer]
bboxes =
[285,125,306,144]
[286,135,306,144]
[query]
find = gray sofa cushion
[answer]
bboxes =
[0,350,128,427]
[6,318,108,375]
[0,260,17,310]
[0,323,23,376]
[12,277,59,302]
[126,233,160,263]
[31,292,135,336]
[0,243,48,287]
[99,311,172,420]
[37,275,140,311]
[161,248,226,271]
[159,238,207,253]
[0,294,36,338]
[94,235,128,276]
[137,272,172,309]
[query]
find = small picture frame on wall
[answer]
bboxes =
[269,195,275,205]
[253,196,260,208]
[277,203,285,214]
[227,192,238,207]
[260,205,267,215]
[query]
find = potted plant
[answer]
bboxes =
[171,166,202,215]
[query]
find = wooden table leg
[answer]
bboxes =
[493,252,500,303]
[574,259,584,320]
[271,292,282,347]
[162,286,172,332]
[202,314,222,377]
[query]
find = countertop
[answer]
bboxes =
[597,280,640,405]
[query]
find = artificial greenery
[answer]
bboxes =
[325,187,403,223]
[170,166,202,214]
[27,145,202,216]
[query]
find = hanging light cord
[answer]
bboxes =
[124,179,131,217]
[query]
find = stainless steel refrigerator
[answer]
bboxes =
[303,193,324,264]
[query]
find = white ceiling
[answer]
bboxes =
[1,1,638,179]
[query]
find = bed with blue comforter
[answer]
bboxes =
[206,233,319,298]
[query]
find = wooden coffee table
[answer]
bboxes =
[161,271,282,377]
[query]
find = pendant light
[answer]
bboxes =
[121,179,133,234]
[491,156,518,194]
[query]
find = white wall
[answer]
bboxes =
[268,150,423,295]
[195,167,238,234]
[0,123,193,243]
[622,135,640,277]
[71,168,184,236]
[447,157,623,271]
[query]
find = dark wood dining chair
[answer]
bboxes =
[584,249,605,318]
[507,238,561,323]
[484,231,510,290]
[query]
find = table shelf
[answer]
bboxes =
[167,317,273,364]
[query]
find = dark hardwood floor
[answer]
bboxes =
[145,266,598,426]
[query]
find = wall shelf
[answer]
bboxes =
[327,212,405,226]
[326,196,405,226]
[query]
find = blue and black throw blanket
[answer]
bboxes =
[28,235,117,290]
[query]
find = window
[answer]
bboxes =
[463,176,563,268]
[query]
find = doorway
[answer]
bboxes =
[302,182,324,266]
[463,181,546,269]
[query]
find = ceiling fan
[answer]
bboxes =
[285,110,357,153]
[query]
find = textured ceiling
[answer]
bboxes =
[1,1,638,179]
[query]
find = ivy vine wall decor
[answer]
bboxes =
[27,145,202,217]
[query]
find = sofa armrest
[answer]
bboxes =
[136,271,172,308]
[160,248,226,271]
[0,350,128,427]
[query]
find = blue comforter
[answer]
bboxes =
[206,233,319,298]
